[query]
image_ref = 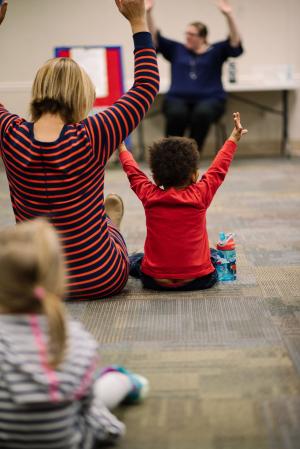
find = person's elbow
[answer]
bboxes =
[148,60,160,96]
[230,42,244,57]
[136,61,160,97]
[142,71,160,99]
[153,70,160,96]
[229,37,243,49]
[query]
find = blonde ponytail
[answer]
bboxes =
[0,218,68,370]
[41,292,67,369]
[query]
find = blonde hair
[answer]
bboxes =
[30,58,96,123]
[0,219,67,368]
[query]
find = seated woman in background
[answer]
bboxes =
[146,0,243,152]
[0,0,159,300]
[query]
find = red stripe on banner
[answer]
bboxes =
[56,49,70,58]
[94,48,124,108]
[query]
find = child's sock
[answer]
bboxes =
[95,365,150,410]
[94,372,132,410]
[110,366,149,404]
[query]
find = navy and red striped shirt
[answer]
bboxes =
[0,32,159,300]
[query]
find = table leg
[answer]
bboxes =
[282,90,290,157]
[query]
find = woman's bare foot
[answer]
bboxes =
[104,194,124,230]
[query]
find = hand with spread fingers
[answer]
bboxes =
[217,0,233,16]
[0,1,8,26]
[229,112,248,144]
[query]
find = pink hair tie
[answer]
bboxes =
[34,286,46,301]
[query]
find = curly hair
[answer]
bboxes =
[149,137,200,189]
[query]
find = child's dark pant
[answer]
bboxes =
[129,249,218,292]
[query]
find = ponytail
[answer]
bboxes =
[0,218,68,369]
[41,291,67,369]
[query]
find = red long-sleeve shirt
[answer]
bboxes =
[120,140,237,279]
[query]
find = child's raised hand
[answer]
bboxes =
[118,142,128,154]
[229,112,248,144]
[0,1,8,26]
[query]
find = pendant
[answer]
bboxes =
[189,72,198,80]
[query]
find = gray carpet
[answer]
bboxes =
[1,157,300,449]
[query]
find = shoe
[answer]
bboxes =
[104,194,124,230]
[100,365,150,404]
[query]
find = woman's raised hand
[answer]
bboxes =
[217,0,233,16]
[145,0,155,12]
[0,1,8,26]
[115,0,146,23]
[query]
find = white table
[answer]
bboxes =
[136,79,300,157]
[224,80,300,156]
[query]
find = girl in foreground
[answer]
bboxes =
[0,219,148,449]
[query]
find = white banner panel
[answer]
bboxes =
[71,47,108,98]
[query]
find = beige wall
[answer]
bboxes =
[0,0,299,156]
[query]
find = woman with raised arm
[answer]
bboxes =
[0,0,159,300]
[146,0,243,152]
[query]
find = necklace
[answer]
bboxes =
[188,45,213,80]
[189,56,198,80]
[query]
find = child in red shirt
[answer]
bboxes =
[119,113,247,291]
